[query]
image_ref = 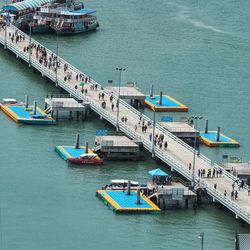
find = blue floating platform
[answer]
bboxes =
[96,190,160,213]
[200,131,239,147]
[145,95,188,112]
[55,146,95,160]
[0,104,55,125]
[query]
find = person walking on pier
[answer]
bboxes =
[224,190,227,198]
[189,163,191,171]
[149,133,152,141]
[110,95,113,103]
[134,124,137,132]
[164,141,168,150]
[231,190,234,200]
[235,190,238,200]
[212,168,215,178]
[111,102,114,111]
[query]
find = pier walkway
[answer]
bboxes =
[1,24,250,224]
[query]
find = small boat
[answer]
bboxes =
[68,153,103,165]
[102,180,148,190]
[50,8,99,35]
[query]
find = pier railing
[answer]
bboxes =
[1,24,249,224]
[0,24,239,186]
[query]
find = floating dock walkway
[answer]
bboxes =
[1,24,250,224]
[96,190,160,213]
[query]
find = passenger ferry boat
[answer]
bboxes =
[31,1,83,34]
[50,8,99,35]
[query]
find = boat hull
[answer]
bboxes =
[53,23,99,35]
[32,25,53,34]
[18,118,56,125]
[68,157,103,165]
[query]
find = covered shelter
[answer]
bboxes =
[148,168,171,185]
[148,168,168,177]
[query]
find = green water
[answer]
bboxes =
[1,0,250,249]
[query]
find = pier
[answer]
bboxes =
[1,24,250,224]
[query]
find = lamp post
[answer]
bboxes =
[4,18,7,49]
[198,232,204,250]
[152,106,156,157]
[55,29,59,86]
[191,115,203,187]
[115,67,126,132]
[28,22,32,67]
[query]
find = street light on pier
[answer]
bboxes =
[191,115,203,187]
[55,29,59,86]
[152,106,156,157]
[115,67,126,133]
[198,232,204,250]
[28,21,32,67]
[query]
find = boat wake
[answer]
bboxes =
[170,2,228,34]
[188,19,227,34]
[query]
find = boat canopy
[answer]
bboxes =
[110,180,139,185]
[148,168,168,177]
[60,8,96,16]
[2,0,53,12]
[2,98,17,104]
[80,153,98,158]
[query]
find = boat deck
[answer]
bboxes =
[145,95,188,112]
[200,131,239,147]
[96,190,160,213]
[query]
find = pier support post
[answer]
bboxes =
[69,111,73,120]
[33,101,37,115]
[25,95,29,109]
[150,84,154,98]
[136,188,141,205]
[51,110,54,118]
[85,142,88,153]
[56,110,59,121]
[75,133,80,149]
[216,126,221,142]
[127,180,131,195]
[185,199,188,209]
[205,119,208,134]
[76,111,79,121]
[159,91,163,106]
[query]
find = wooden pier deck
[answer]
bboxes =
[1,24,250,224]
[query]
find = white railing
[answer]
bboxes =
[1,25,249,223]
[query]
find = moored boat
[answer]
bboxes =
[50,8,99,35]
[68,153,103,165]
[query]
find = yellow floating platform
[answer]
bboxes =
[96,190,160,213]
[200,131,240,147]
[145,95,188,112]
